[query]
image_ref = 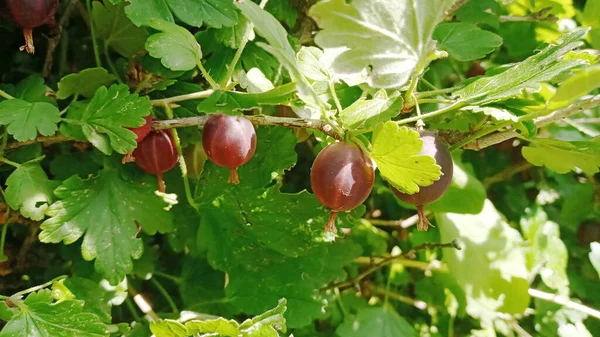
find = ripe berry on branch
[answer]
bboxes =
[311,142,375,234]
[202,114,257,184]
[133,130,179,192]
[392,131,453,231]
[7,0,59,54]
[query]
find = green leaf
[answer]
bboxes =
[0,75,54,104]
[370,122,442,194]
[65,277,114,323]
[590,242,600,278]
[336,306,417,337]
[194,127,361,327]
[165,0,237,28]
[428,151,486,214]
[437,200,530,320]
[534,295,593,337]
[151,298,287,337]
[461,106,518,122]
[296,46,331,82]
[433,23,503,62]
[145,19,202,71]
[0,301,13,321]
[150,320,188,337]
[124,0,174,27]
[196,82,296,114]
[214,15,250,49]
[0,290,108,337]
[454,0,502,29]
[5,162,58,221]
[0,99,60,141]
[339,90,402,130]
[522,139,600,175]
[92,1,149,58]
[454,28,589,104]
[549,65,600,108]
[521,208,569,295]
[125,0,236,28]
[56,68,116,100]
[39,167,174,285]
[265,0,297,28]
[180,258,234,316]
[63,84,151,155]
[226,242,360,328]
[236,1,320,108]
[309,0,455,88]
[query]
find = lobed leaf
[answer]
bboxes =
[0,290,108,337]
[56,68,116,100]
[522,138,600,175]
[433,22,503,62]
[5,162,58,220]
[39,167,174,285]
[0,99,60,141]
[145,19,202,72]
[371,122,442,194]
[310,0,455,88]
[454,28,589,104]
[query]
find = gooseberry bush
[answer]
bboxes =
[1,0,600,336]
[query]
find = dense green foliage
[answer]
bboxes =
[1,0,600,336]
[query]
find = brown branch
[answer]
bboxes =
[463,94,600,151]
[6,134,71,150]
[321,240,460,291]
[499,7,557,23]
[42,0,79,78]
[153,114,343,140]
[6,115,342,151]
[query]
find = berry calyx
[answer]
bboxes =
[133,130,179,192]
[310,142,375,234]
[202,114,257,184]
[392,131,453,231]
[7,0,59,54]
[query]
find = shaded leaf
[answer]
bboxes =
[56,68,116,100]
[434,22,503,61]
[5,162,58,220]
[92,1,149,57]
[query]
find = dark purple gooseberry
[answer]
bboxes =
[311,142,375,233]
[202,114,257,184]
[7,0,59,54]
[392,131,453,231]
[133,130,179,192]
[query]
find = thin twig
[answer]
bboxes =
[462,94,600,150]
[42,0,78,78]
[153,115,343,140]
[371,286,433,310]
[322,240,460,291]
[6,115,343,151]
[129,287,160,322]
[150,89,215,106]
[444,0,471,19]
[528,288,600,320]
[499,7,557,23]
[483,162,533,188]
[367,213,424,228]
